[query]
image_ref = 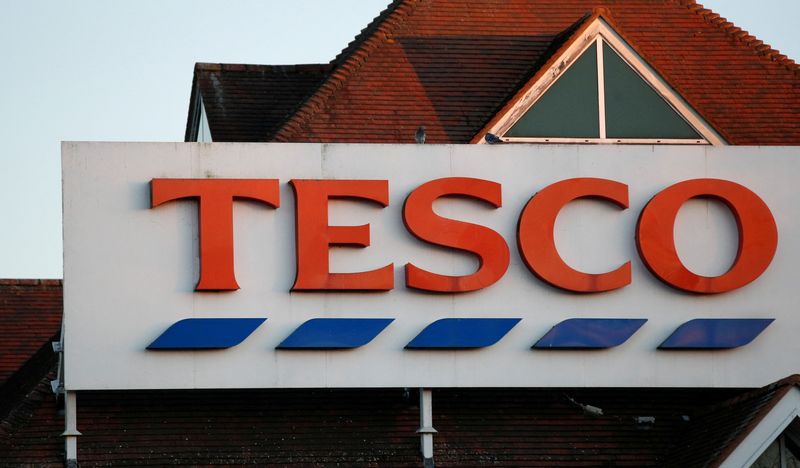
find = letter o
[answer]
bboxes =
[636,179,777,294]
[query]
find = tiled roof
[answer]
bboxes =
[432,387,742,466]
[5,379,798,466]
[264,0,799,145]
[186,63,331,142]
[664,374,800,468]
[2,383,749,467]
[1,384,422,466]
[0,280,61,387]
[0,366,62,466]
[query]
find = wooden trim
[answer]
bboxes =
[476,20,602,144]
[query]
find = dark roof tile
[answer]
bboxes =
[664,375,800,467]
[2,385,751,467]
[0,279,61,387]
[187,63,331,142]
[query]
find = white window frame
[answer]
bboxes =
[197,95,212,143]
[479,18,725,146]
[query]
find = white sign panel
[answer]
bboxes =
[62,142,799,390]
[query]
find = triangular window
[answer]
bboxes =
[483,18,723,145]
[602,42,699,139]
[507,42,600,138]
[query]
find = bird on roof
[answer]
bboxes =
[484,133,504,144]
[415,125,426,144]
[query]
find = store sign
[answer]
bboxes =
[62,143,799,390]
[149,177,776,295]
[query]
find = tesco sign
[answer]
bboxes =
[62,143,799,390]
[151,177,776,295]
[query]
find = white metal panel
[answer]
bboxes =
[62,142,800,390]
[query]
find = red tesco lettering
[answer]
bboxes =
[150,177,778,295]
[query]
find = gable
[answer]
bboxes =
[747,420,800,468]
[721,387,800,467]
[487,17,718,144]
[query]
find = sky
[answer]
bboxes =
[0,0,798,279]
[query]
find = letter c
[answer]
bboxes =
[517,178,631,293]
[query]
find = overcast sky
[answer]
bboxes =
[0,0,797,279]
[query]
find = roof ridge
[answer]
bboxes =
[675,0,799,75]
[705,377,799,466]
[272,0,422,142]
[0,279,62,286]
[704,378,795,416]
[0,371,57,442]
[329,0,409,67]
[194,63,331,73]
[663,377,800,467]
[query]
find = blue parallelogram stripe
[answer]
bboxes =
[277,318,394,349]
[147,318,266,350]
[533,318,647,349]
[406,318,521,349]
[659,318,774,349]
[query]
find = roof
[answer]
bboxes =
[187,0,800,145]
[0,381,749,466]
[665,374,800,467]
[186,63,331,142]
[0,280,61,461]
[0,365,61,466]
[5,376,800,466]
[0,280,61,387]
[432,387,741,466]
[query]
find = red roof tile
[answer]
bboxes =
[269,0,799,145]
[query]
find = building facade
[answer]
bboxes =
[3,1,800,466]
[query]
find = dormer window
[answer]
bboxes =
[480,18,725,145]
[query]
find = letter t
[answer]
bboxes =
[151,179,280,291]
